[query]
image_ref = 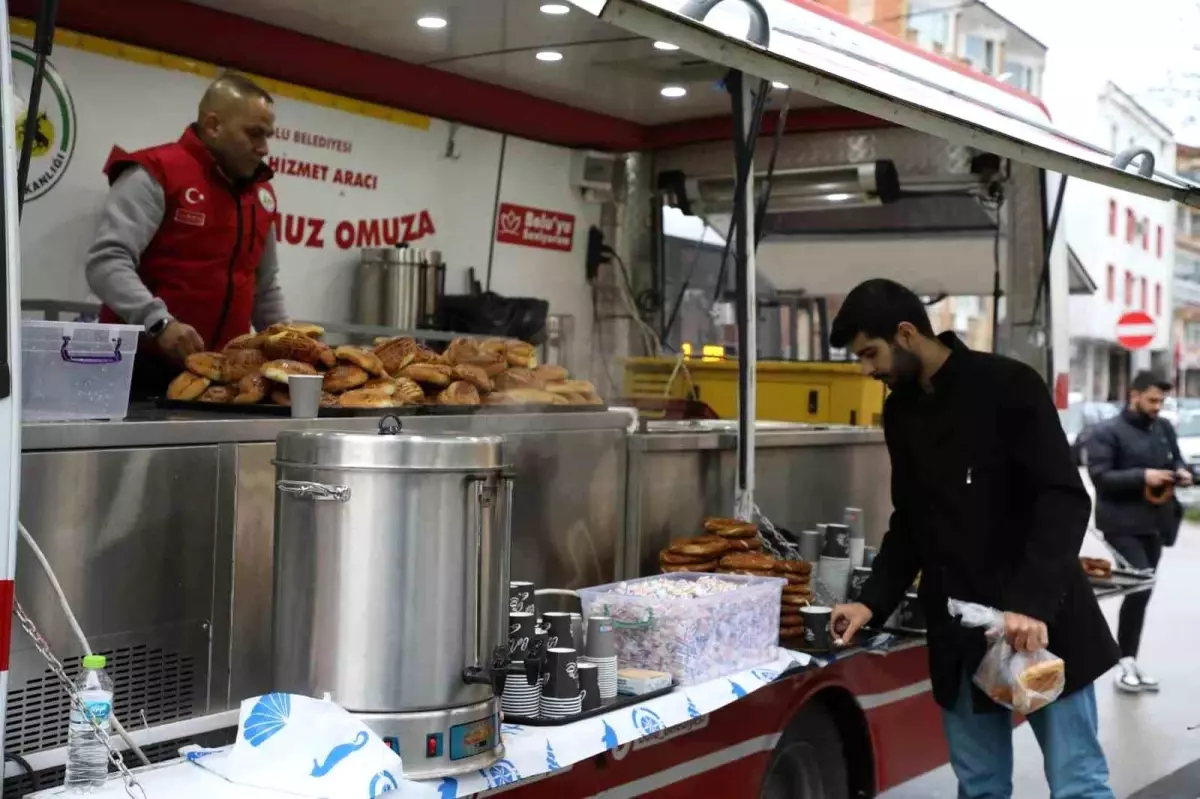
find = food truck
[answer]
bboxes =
[0,0,1193,797]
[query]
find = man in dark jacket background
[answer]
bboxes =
[830,279,1117,798]
[1087,371,1189,693]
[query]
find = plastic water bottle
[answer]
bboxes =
[64,655,113,792]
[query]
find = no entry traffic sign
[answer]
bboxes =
[1117,310,1157,350]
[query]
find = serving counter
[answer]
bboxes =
[7,411,890,794]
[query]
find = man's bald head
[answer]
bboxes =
[196,72,275,181]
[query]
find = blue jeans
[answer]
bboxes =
[942,671,1114,799]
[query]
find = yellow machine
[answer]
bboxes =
[623,355,884,426]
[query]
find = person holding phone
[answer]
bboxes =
[1086,371,1189,693]
[828,279,1117,799]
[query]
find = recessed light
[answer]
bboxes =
[540,3,571,13]
[536,50,564,62]
[661,85,687,98]
[772,81,789,89]
[654,41,680,51]
[417,15,447,29]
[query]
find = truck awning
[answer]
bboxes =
[569,0,1200,207]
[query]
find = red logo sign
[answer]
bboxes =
[174,208,206,227]
[1117,310,1157,351]
[495,202,575,252]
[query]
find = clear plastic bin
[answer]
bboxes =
[21,320,141,421]
[578,573,784,685]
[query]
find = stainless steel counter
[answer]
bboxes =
[11,408,631,777]
[21,406,633,450]
[624,421,890,577]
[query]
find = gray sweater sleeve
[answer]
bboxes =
[84,166,170,330]
[253,228,288,330]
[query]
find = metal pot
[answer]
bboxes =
[272,416,512,776]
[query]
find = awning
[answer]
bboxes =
[1067,247,1099,296]
[569,0,1200,207]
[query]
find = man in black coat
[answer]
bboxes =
[1086,371,1189,693]
[830,279,1117,799]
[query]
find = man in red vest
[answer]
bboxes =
[85,72,287,398]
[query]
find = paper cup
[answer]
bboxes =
[818,555,851,603]
[544,647,580,699]
[287,374,324,419]
[542,612,573,651]
[585,616,615,659]
[823,523,851,558]
[799,529,823,563]
[570,612,585,652]
[508,612,536,659]
[848,566,873,602]
[800,606,833,651]
[509,581,536,616]
[577,662,601,711]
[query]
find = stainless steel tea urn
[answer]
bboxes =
[272,416,512,778]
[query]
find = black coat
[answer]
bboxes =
[858,334,1120,713]
[1087,410,1185,546]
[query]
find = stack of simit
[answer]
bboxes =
[658,517,763,573]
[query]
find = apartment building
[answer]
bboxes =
[1173,145,1200,395]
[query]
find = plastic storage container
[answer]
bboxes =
[21,320,141,421]
[578,573,784,685]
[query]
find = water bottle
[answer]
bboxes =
[64,654,113,792]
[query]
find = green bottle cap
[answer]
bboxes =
[82,655,106,669]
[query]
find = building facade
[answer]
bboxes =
[1062,84,1176,401]
[1173,145,1200,396]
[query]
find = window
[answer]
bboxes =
[1143,218,1150,250]
[848,0,873,23]
[1155,283,1162,316]
[1189,322,1200,345]
[1126,209,1136,244]
[1140,277,1148,310]
[1157,225,1164,257]
[1002,62,1036,93]
[909,7,950,49]
[1106,264,1115,301]
[1108,200,1117,236]
[963,35,996,74]
[1124,271,1134,306]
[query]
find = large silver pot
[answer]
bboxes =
[272,417,511,776]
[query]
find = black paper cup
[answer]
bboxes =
[509,581,536,616]
[899,593,925,630]
[542,612,573,651]
[508,612,536,659]
[544,647,580,699]
[585,616,615,659]
[848,566,873,601]
[823,524,850,558]
[800,606,833,651]
[577,662,601,711]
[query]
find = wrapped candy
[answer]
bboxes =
[578,574,784,685]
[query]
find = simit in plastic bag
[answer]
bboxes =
[947,599,1066,714]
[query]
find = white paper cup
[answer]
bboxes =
[287,374,324,418]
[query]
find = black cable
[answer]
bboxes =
[989,197,1004,353]
[710,79,771,307]
[5,752,40,791]
[754,88,792,248]
[17,0,60,217]
[483,134,508,291]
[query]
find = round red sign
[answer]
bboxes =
[1116,310,1156,351]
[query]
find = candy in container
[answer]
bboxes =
[576,573,784,685]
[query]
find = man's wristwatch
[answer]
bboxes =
[147,317,173,338]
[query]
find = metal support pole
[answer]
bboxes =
[730,71,758,520]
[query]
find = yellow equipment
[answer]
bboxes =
[623,356,884,426]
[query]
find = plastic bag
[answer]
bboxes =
[947,599,1066,714]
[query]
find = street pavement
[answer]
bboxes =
[880,499,1200,797]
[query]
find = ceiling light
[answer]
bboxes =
[654,41,680,51]
[536,50,564,62]
[540,3,571,13]
[772,81,789,90]
[661,86,687,98]
[416,15,447,29]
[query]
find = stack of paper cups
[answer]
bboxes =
[844,508,866,568]
[583,616,618,701]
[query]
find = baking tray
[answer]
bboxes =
[157,399,607,417]
[501,683,675,727]
[1087,569,1155,590]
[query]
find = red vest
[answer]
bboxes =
[99,127,277,350]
